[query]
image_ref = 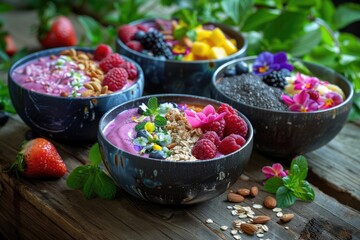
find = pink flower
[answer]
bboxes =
[185,105,226,128]
[319,92,343,109]
[294,73,320,91]
[262,163,288,179]
[282,90,319,112]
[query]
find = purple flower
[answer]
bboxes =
[319,92,343,109]
[282,90,319,112]
[253,51,294,76]
[262,163,289,179]
[185,105,226,128]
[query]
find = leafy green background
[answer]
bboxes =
[1,0,360,120]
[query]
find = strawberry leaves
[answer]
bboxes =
[67,143,117,200]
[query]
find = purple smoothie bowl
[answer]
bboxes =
[116,19,247,96]
[211,57,354,160]
[98,94,254,205]
[8,47,144,142]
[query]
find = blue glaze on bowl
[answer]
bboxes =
[116,19,247,96]
[98,94,253,205]
[211,57,354,159]
[8,47,144,142]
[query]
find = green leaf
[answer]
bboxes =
[173,27,188,40]
[293,180,315,201]
[290,29,322,57]
[78,15,103,46]
[66,165,92,189]
[83,171,97,199]
[94,171,117,200]
[220,0,253,26]
[154,115,167,127]
[293,61,312,75]
[147,97,158,112]
[276,186,297,208]
[186,29,197,42]
[0,3,12,13]
[286,0,316,11]
[89,143,102,166]
[242,9,280,32]
[135,121,146,131]
[0,81,16,114]
[317,0,335,25]
[264,177,283,193]
[290,155,308,180]
[334,3,360,30]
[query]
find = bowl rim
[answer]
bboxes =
[8,46,144,100]
[116,18,248,64]
[211,56,354,114]
[98,93,254,164]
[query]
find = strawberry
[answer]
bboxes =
[38,16,77,49]
[9,138,67,178]
[4,35,16,56]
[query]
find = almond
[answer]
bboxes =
[250,186,258,197]
[252,215,271,224]
[240,223,258,235]
[227,193,245,203]
[280,213,294,223]
[237,188,250,197]
[263,196,277,209]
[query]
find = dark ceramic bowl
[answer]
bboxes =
[8,47,144,142]
[211,57,353,159]
[98,94,254,205]
[116,19,247,96]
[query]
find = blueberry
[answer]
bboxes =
[235,61,249,75]
[0,111,9,126]
[224,67,236,77]
[134,30,146,41]
[136,129,148,138]
[149,150,166,159]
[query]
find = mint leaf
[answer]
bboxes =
[89,143,102,165]
[154,115,167,127]
[135,121,146,131]
[147,97,158,112]
[94,170,117,200]
[293,180,315,201]
[276,186,297,208]
[66,165,92,189]
[264,177,283,193]
[290,155,308,180]
[83,171,97,199]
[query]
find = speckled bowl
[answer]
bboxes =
[211,57,353,160]
[116,19,247,96]
[8,47,144,142]
[98,94,253,205]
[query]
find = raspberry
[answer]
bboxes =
[118,25,138,43]
[94,44,112,61]
[126,40,143,52]
[191,139,217,160]
[224,114,248,138]
[102,67,128,91]
[119,62,138,80]
[199,131,220,146]
[136,24,149,32]
[218,134,246,155]
[99,53,125,73]
[201,118,225,139]
[217,103,237,121]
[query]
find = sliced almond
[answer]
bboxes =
[90,81,102,92]
[101,85,108,94]
[81,89,94,97]
[84,83,94,90]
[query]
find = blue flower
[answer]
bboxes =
[253,51,293,76]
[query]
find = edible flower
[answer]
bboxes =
[293,73,320,91]
[185,105,226,128]
[262,163,288,179]
[319,92,343,109]
[144,122,155,133]
[253,52,293,76]
[282,90,319,112]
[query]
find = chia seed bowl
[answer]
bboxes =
[8,47,144,142]
[116,18,247,96]
[211,56,353,160]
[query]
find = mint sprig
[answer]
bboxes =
[264,156,315,208]
[67,143,117,200]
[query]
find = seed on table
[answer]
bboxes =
[205,218,213,224]
[253,204,263,209]
[220,225,228,231]
[273,207,282,212]
[231,230,238,235]
[276,212,283,217]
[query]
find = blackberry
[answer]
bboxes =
[141,30,173,59]
[262,69,291,89]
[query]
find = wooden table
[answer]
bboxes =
[1,9,360,240]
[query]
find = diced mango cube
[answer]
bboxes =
[222,39,238,55]
[192,41,210,57]
[208,47,227,59]
[230,38,237,47]
[196,29,212,41]
[182,52,195,61]
[209,28,226,46]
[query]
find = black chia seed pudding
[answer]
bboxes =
[217,73,288,111]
